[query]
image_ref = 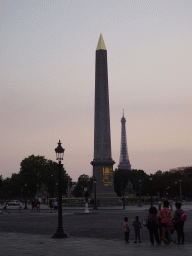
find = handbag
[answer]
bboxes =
[141,216,149,227]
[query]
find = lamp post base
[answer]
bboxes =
[52,227,68,238]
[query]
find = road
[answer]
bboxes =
[1,205,192,243]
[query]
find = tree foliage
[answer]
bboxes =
[114,167,192,199]
[151,170,190,199]
[114,169,148,197]
[72,174,93,197]
[1,155,72,200]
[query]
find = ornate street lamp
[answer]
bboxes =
[179,180,182,203]
[175,181,178,203]
[149,175,153,207]
[24,183,28,209]
[45,187,49,205]
[93,177,97,210]
[52,140,68,238]
[138,180,142,207]
[121,182,125,209]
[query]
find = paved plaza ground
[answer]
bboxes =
[0,203,192,255]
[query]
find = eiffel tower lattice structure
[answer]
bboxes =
[118,111,131,170]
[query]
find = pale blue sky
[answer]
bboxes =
[1,0,192,181]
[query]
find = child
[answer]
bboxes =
[132,216,142,243]
[124,217,129,243]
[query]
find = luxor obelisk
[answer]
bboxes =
[91,34,116,197]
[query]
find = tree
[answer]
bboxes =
[0,175,3,198]
[1,155,72,200]
[19,155,72,198]
[114,169,130,197]
[72,174,93,197]
[114,169,148,197]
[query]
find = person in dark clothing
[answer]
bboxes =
[148,207,160,245]
[49,199,53,213]
[31,200,35,213]
[36,200,40,213]
[173,203,185,244]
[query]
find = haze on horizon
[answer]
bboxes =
[1,0,192,181]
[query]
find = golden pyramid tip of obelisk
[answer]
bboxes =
[96,34,107,50]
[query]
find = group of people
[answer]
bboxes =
[49,199,58,212]
[31,199,41,213]
[124,201,186,245]
[3,200,23,213]
[124,216,142,243]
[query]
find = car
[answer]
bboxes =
[8,200,20,206]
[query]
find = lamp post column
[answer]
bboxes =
[123,190,125,210]
[52,140,68,238]
[149,176,153,208]
[121,182,125,209]
[175,182,178,203]
[93,178,97,210]
[24,183,28,209]
[179,180,182,203]
[58,162,63,231]
[138,180,142,207]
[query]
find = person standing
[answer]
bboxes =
[31,200,35,213]
[158,200,162,211]
[169,199,173,211]
[49,199,53,213]
[36,200,40,213]
[54,200,58,212]
[159,200,172,245]
[132,216,142,243]
[147,207,160,245]
[19,201,22,213]
[173,203,186,244]
[124,217,130,243]
[3,201,7,214]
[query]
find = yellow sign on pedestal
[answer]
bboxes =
[103,167,113,186]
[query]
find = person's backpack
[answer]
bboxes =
[178,209,187,221]
[141,216,149,227]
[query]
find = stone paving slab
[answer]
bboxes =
[1,203,192,255]
[0,232,192,256]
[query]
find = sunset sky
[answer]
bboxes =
[1,0,192,181]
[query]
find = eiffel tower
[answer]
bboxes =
[118,111,131,170]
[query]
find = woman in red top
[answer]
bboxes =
[159,200,172,245]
